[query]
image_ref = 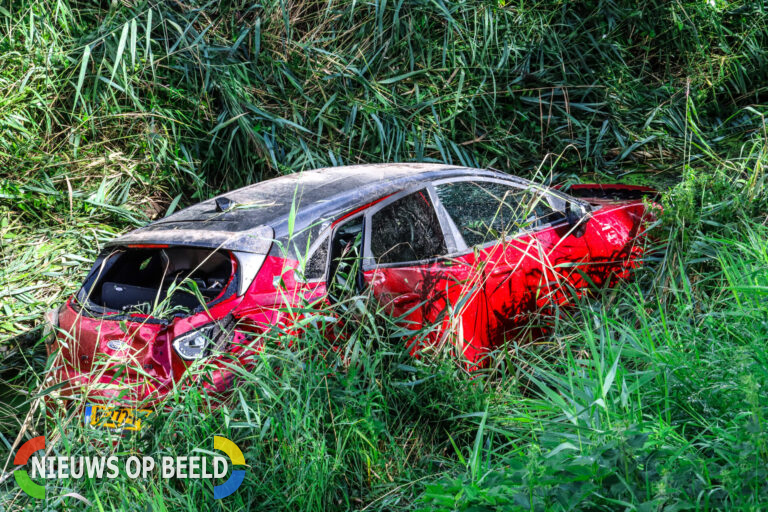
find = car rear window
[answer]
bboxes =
[79,247,235,317]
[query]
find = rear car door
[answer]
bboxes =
[432,178,543,348]
[360,186,488,358]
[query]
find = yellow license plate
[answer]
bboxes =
[85,404,152,431]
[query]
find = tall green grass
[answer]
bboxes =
[3,0,768,190]
[2,0,768,510]
[423,219,768,509]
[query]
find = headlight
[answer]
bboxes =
[172,324,219,360]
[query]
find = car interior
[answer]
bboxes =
[85,247,233,314]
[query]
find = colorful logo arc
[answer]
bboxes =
[213,436,246,499]
[13,435,245,500]
[14,435,45,499]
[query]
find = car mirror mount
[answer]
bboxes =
[565,201,588,238]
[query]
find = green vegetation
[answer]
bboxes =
[2,0,768,510]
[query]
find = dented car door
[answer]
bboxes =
[359,187,488,359]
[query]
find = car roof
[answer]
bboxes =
[108,163,533,254]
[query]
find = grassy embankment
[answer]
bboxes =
[1,1,768,510]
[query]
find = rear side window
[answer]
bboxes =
[303,237,329,280]
[369,189,447,265]
[435,181,565,247]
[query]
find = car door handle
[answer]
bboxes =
[392,293,421,307]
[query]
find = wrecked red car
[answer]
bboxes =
[47,163,656,409]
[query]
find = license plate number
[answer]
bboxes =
[85,404,152,431]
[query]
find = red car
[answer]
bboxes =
[47,164,656,408]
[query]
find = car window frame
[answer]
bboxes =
[430,177,571,252]
[296,211,365,285]
[361,185,459,271]
[324,212,367,300]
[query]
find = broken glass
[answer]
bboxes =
[369,189,447,264]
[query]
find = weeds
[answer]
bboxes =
[2,0,768,510]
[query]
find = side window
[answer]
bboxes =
[369,189,448,265]
[303,236,329,280]
[435,181,565,247]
